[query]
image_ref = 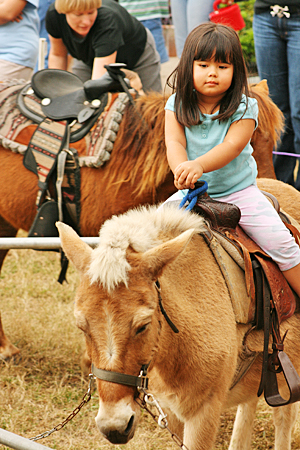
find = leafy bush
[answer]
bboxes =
[238,0,256,72]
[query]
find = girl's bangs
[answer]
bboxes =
[194,34,233,64]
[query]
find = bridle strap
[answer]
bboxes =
[155,281,179,333]
[92,363,149,389]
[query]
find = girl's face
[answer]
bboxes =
[66,9,98,37]
[193,56,234,103]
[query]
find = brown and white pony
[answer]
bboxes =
[57,196,300,450]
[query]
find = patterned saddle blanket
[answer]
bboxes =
[0,81,130,168]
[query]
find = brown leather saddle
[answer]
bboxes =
[189,181,300,407]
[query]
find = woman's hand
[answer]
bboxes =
[174,160,204,190]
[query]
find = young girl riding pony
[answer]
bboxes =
[164,22,300,298]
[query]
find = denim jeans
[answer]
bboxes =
[141,19,169,64]
[170,0,214,57]
[253,11,300,190]
[35,0,52,70]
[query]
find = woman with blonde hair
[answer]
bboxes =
[46,0,162,91]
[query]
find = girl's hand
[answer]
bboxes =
[174,160,204,190]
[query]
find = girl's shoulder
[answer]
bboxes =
[165,93,176,111]
[233,94,258,121]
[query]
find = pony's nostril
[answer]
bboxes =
[124,415,134,435]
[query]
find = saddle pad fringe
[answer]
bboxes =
[78,92,130,167]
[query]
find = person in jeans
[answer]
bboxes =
[36,0,53,69]
[119,0,169,63]
[170,0,215,57]
[253,0,300,189]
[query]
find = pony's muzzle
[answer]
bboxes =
[105,414,135,444]
[95,398,138,444]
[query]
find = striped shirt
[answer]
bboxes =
[119,0,169,20]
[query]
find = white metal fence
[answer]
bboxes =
[0,237,99,250]
[0,429,53,450]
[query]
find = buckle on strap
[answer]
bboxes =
[270,5,291,18]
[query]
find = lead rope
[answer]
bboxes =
[135,386,189,450]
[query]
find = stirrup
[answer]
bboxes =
[264,351,300,406]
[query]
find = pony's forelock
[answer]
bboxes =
[88,205,207,292]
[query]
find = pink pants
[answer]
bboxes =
[218,184,300,271]
[163,184,300,271]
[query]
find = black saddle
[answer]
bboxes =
[30,63,130,123]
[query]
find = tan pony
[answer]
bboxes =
[0,80,283,360]
[57,199,300,450]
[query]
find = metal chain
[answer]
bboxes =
[30,373,96,442]
[29,373,188,449]
[135,387,189,450]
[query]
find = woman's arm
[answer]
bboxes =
[175,118,256,189]
[165,109,190,190]
[48,35,69,70]
[0,0,26,24]
[92,52,117,80]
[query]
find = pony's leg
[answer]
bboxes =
[273,403,299,450]
[0,215,19,358]
[0,313,20,359]
[183,393,229,450]
[228,397,259,450]
[0,214,18,272]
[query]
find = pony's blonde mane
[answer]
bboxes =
[100,92,170,200]
[88,204,207,292]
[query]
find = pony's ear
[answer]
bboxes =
[56,222,92,273]
[140,228,195,281]
[252,79,269,94]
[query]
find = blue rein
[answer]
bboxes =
[179,180,208,211]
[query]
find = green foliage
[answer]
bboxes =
[238,0,256,72]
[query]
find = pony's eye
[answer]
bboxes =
[136,324,149,336]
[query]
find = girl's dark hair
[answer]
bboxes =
[167,22,249,127]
